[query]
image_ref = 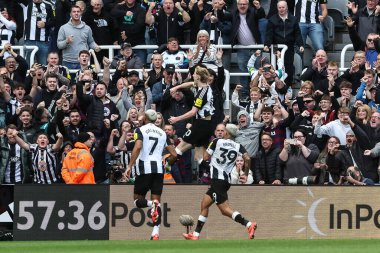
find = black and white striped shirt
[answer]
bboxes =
[206,138,246,182]
[194,86,215,119]
[294,0,327,24]
[29,144,58,184]
[7,98,20,117]
[4,143,23,184]
[23,1,54,42]
[134,123,169,176]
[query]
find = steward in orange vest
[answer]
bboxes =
[61,132,95,184]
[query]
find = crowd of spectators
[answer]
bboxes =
[0,0,380,186]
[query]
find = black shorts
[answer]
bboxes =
[206,179,231,204]
[182,119,214,147]
[134,173,164,196]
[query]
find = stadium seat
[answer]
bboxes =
[323,15,335,50]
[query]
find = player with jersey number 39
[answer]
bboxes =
[183,124,257,240]
[124,109,177,240]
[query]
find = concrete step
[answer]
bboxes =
[333,43,353,51]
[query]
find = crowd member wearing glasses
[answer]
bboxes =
[253,133,281,185]
[279,129,319,180]
[161,37,189,69]
[341,51,366,93]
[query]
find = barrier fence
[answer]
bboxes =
[1,185,380,240]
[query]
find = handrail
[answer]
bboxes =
[340,44,353,73]
[99,44,288,67]
[0,45,39,64]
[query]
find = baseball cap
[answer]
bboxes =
[128,70,139,77]
[165,64,175,74]
[145,109,157,122]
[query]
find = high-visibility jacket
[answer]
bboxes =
[61,142,95,184]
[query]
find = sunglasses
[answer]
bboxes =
[368,38,374,42]
[303,100,314,103]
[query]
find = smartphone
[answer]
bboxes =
[287,139,297,145]
[260,56,268,67]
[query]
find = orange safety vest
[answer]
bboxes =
[61,142,95,184]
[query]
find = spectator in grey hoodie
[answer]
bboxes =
[57,5,100,70]
[235,110,264,159]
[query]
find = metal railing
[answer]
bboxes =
[94,44,288,109]
[22,44,287,109]
[0,45,39,63]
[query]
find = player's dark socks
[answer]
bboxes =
[153,206,162,226]
[134,199,148,208]
[232,212,249,226]
[194,215,207,233]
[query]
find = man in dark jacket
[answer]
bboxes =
[253,133,282,184]
[344,118,379,182]
[230,0,264,98]
[82,0,118,67]
[111,0,147,62]
[161,82,194,138]
[76,81,119,136]
[348,0,380,42]
[264,0,304,86]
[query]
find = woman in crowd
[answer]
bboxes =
[312,136,348,184]
[230,155,254,184]
[188,30,217,67]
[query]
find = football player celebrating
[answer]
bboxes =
[182,124,257,240]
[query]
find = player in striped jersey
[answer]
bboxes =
[12,131,63,184]
[168,65,215,169]
[124,109,177,240]
[183,124,258,240]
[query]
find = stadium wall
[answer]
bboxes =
[2,185,380,240]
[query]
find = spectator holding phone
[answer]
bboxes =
[279,129,320,180]
[230,155,254,184]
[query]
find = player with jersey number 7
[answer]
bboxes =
[124,109,177,240]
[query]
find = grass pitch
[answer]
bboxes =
[0,239,376,253]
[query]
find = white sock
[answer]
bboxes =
[152,225,160,236]
[198,215,207,222]
[193,231,200,237]
[246,222,252,228]
[147,200,153,207]
[232,211,240,220]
